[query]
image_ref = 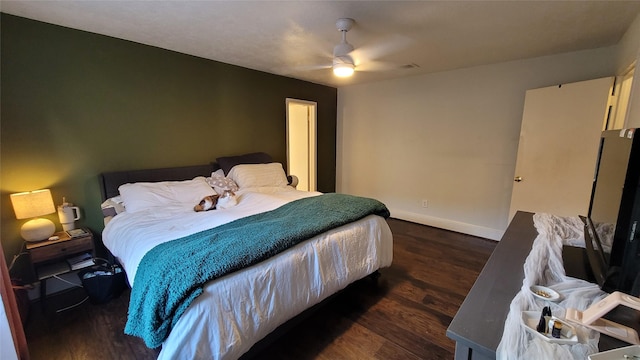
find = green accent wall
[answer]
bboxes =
[0,14,337,271]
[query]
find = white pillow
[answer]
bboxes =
[118,177,216,213]
[227,163,288,188]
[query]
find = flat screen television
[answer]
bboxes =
[587,128,640,296]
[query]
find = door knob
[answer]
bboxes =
[514,176,523,182]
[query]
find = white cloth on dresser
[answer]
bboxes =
[496,213,608,360]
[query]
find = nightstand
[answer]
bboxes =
[26,229,95,305]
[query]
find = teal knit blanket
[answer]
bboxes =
[124,193,390,348]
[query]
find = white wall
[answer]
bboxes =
[337,47,616,240]
[617,13,640,128]
[616,13,640,74]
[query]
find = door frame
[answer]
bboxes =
[608,63,636,130]
[286,98,317,191]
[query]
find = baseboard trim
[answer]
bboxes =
[389,208,504,241]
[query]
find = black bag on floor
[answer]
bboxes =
[78,258,126,304]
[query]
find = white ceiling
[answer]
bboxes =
[2,1,640,87]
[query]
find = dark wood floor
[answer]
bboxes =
[24,218,496,360]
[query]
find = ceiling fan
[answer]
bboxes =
[328,18,414,78]
[332,18,357,77]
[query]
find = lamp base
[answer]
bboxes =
[21,218,55,242]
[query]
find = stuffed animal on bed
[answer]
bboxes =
[194,195,219,212]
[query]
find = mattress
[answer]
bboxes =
[102,186,393,359]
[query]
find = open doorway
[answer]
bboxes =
[286,99,317,192]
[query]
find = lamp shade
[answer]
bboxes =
[10,189,56,242]
[10,189,56,219]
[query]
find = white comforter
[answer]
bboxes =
[102,186,393,359]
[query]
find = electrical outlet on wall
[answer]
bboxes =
[421,199,429,208]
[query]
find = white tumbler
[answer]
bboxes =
[58,198,81,231]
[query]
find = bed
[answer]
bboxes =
[98,153,394,359]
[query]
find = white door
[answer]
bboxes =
[508,77,613,221]
[286,99,316,191]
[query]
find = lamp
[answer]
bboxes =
[333,62,355,77]
[10,189,56,242]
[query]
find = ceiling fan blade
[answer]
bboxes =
[282,21,335,59]
[274,62,331,77]
[356,60,404,72]
[350,34,413,64]
[294,64,332,72]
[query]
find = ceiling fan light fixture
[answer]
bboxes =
[331,18,356,78]
[333,62,354,77]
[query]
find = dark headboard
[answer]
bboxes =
[99,164,218,201]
